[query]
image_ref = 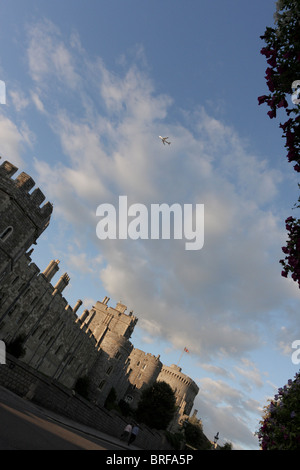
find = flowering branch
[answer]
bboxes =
[259,0,300,286]
[256,372,300,450]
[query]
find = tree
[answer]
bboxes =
[219,441,233,450]
[258,0,300,287]
[135,381,176,430]
[257,371,300,450]
[6,334,26,359]
[74,375,90,399]
[104,387,117,410]
[184,422,212,450]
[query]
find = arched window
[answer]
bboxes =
[0,226,13,242]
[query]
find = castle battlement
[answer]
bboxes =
[0,159,53,225]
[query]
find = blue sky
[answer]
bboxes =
[1,0,300,449]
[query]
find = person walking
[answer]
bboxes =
[120,423,132,441]
[128,424,139,446]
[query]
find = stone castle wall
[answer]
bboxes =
[0,157,199,430]
[0,353,174,450]
[0,159,52,281]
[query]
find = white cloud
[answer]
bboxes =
[0,114,33,167]
[2,18,298,449]
[196,376,261,449]
[27,20,79,88]
[30,90,45,113]
[10,89,29,112]
[26,21,298,364]
[234,358,265,389]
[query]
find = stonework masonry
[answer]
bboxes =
[0,157,199,432]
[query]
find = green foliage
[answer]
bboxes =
[135,381,176,430]
[104,387,117,410]
[164,431,184,450]
[257,371,300,450]
[6,334,26,358]
[185,422,212,450]
[118,399,134,417]
[74,375,90,399]
[258,0,300,287]
[219,441,233,450]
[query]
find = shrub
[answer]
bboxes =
[257,371,300,450]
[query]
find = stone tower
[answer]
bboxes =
[124,348,162,407]
[0,159,52,282]
[157,364,199,431]
[79,297,138,406]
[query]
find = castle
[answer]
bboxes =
[0,158,199,431]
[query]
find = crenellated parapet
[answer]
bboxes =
[0,159,52,227]
[0,159,53,281]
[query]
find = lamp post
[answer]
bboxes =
[213,432,219,449]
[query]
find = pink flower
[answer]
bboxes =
[267,80,275,92]
[258,95,268,105]
[278,98,288,108]
[267,56,277,67]
[260,47,273,58]
[267,109,276,119]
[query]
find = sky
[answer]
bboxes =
[0,0,299,450]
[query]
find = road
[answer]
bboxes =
[0,386,133,450]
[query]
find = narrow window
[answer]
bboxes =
[0,226,13,242]
[98,380,106,390]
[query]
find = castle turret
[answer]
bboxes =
[0,159,52,283]
[81,297,138,406]
[53,273,70,294]
[124,349,163,408]
[42,259,60,282]
[157,363,199,431]
[73,299,82,315]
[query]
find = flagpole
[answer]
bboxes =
[177,349,184,366]
[177,347,189,366]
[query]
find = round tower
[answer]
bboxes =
[157,364,199,421]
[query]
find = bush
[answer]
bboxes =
[165,431,184,450]
[185,422,212,450]
[257,371,300,450]
[6,334,26,358]
[104,387,117,410]
[74,375,90,399]
[135,381,176,430]
[118,399,134,417]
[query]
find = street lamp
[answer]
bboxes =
[213,432,219,449]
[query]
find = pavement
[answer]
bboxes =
[0,385,141,450]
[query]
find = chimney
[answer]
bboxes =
[73,299,83,314]
[43,259,60,282]
[53,273,70,294]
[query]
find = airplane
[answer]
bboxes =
[159,136,171,145]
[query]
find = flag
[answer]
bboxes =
[184,347,189,353]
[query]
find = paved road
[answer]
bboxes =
[0,386,136,450]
